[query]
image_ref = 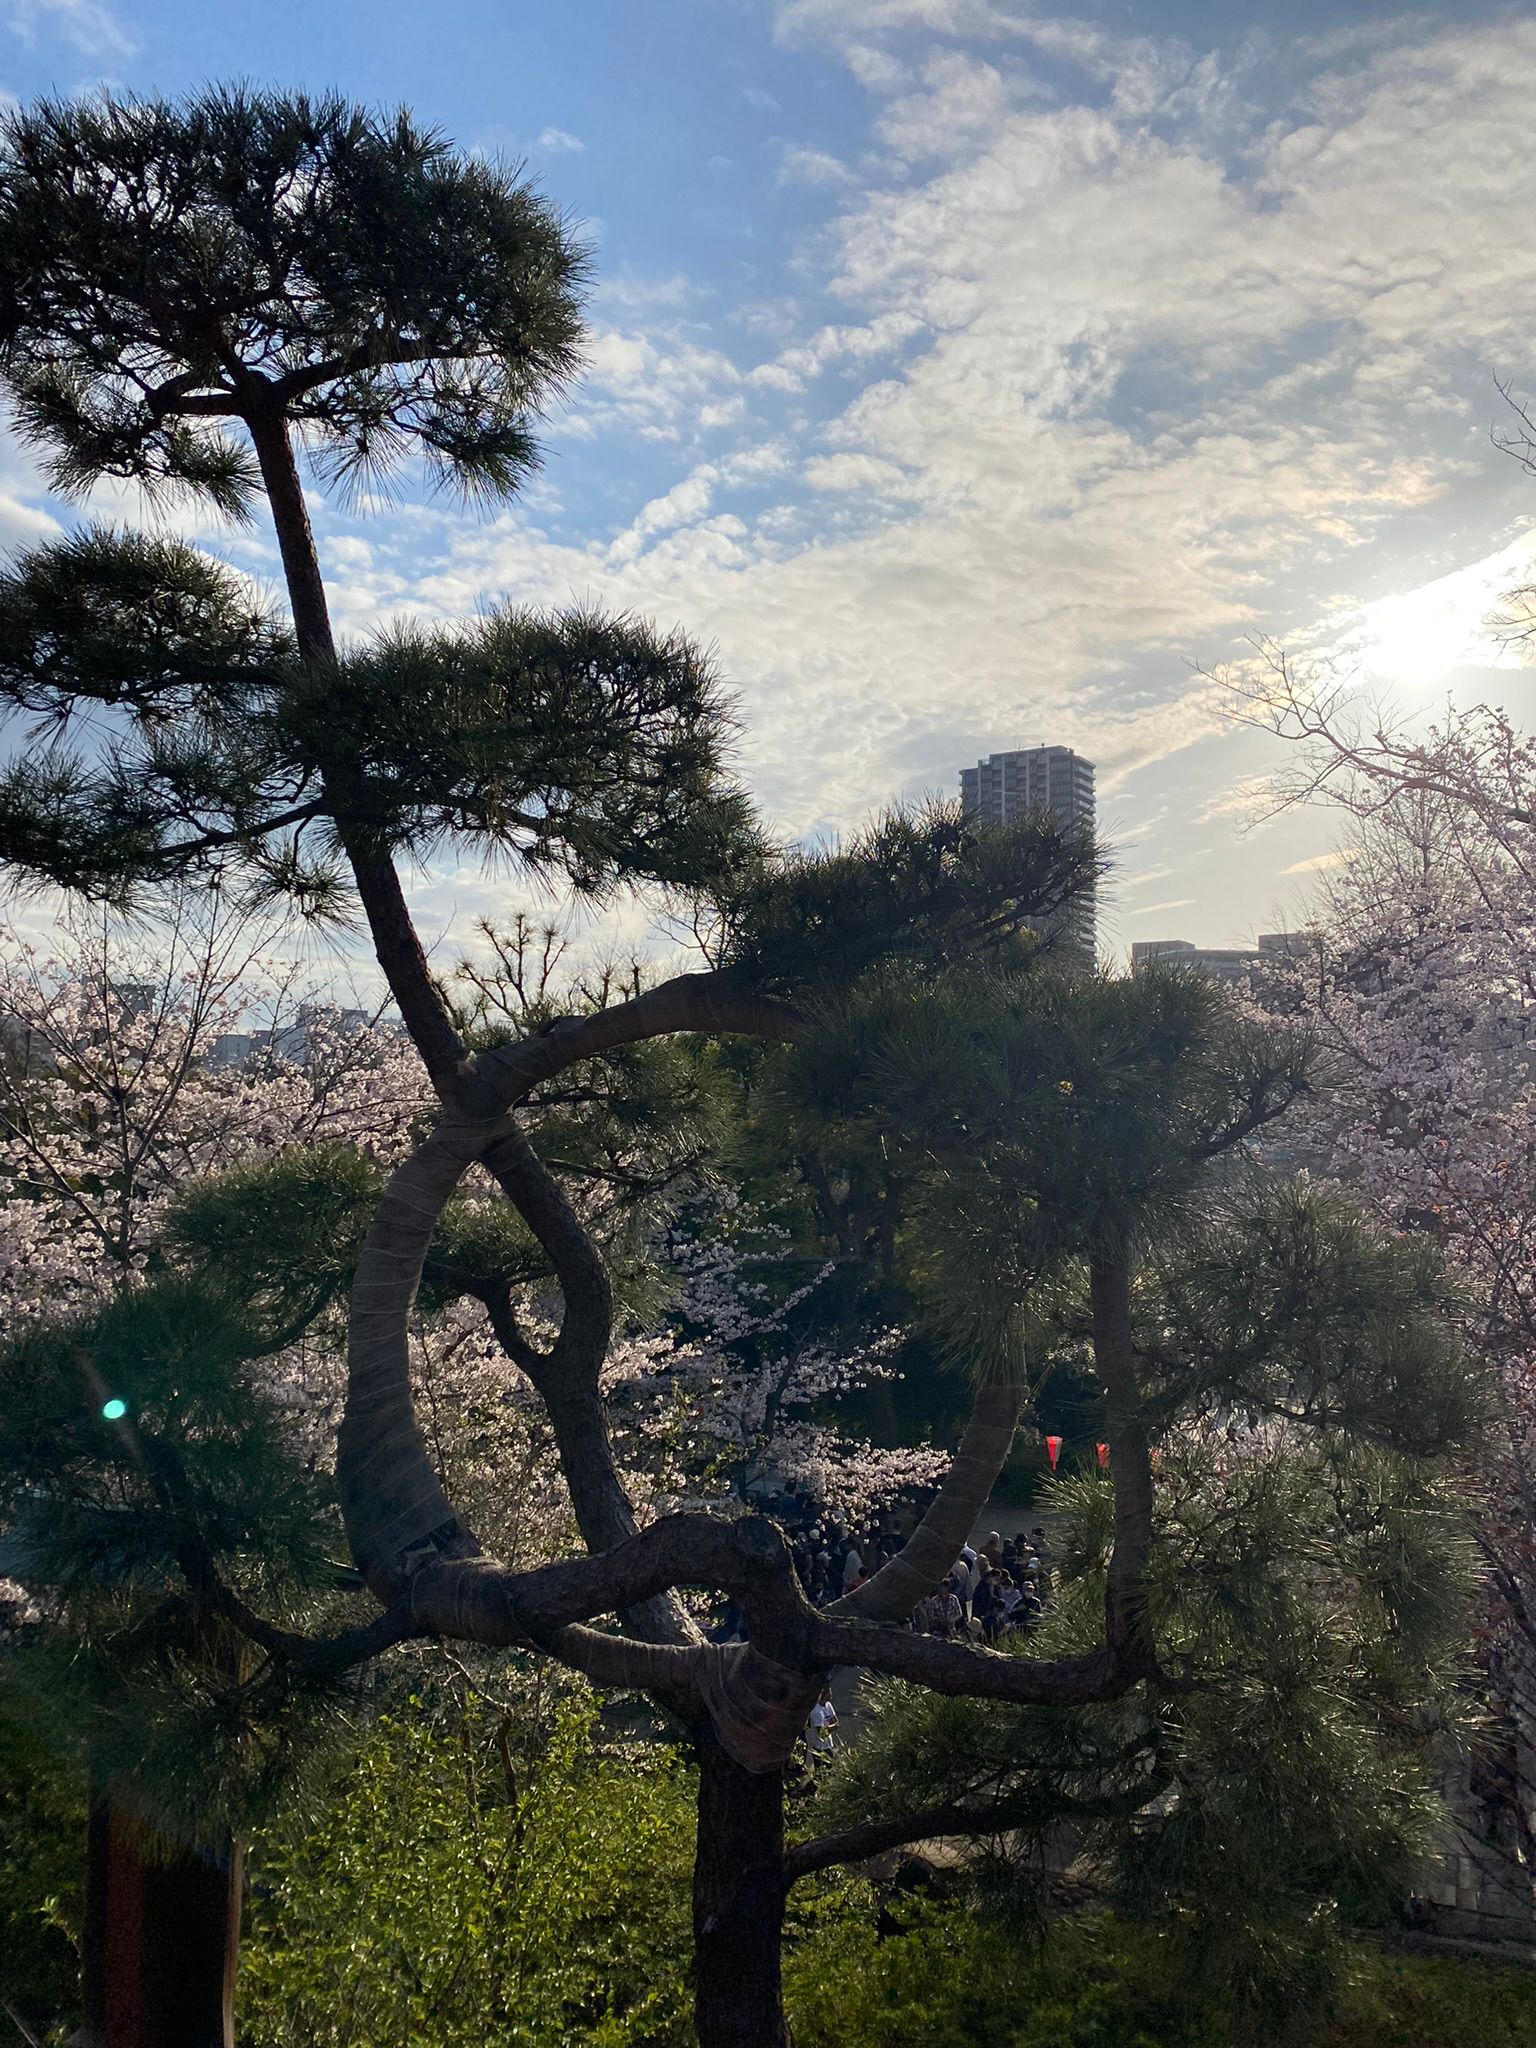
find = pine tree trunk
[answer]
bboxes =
[245,404,468,1093]
[244,408,336,665]
[692,1734,790,2048]
[81,1789,241,2048]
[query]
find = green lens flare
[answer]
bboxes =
[100,1397,128,1421]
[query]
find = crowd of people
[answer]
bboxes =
[911,1528,1054,1643]
[717,1480,1055,1646]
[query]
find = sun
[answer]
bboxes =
[1350,536,1535,692]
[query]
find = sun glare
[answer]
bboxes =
[1350,535,1536,692]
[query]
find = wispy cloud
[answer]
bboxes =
[10,3,1535,951]
[535,126,585,153]
[1279,848,1359,876]
[1197,780,1276,826]
[9,0,135,60]
[777,141,858,188]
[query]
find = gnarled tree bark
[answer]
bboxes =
[693,1732,790,2048]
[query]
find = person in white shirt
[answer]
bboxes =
[805,1686,840,1762]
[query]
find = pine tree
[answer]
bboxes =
[0,88,1492,2048]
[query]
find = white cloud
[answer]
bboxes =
[802,452,919,495]
[9,0,134,60]
[744,86,782,113]
[535,126,585,153]
[573,328,743,442]
[1197,779,1276,825]
[717,441,795,484]
[9,2,1531,955]
[0,490,60,550]
[778,143,858,188]
[698,397,748,431]
[775,0,1022,48]
[606,468,726,564]
[844,42,916,94]
[876,50,1018,162]
[1279,848,1359,876]
[324,535,375,571]
[748,311,924,391]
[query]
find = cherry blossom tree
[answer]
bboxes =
[1238,661,1536,1929]
[0,897,427,1316]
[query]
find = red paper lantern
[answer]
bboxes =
[1096,1441,1109,1468]
[1045,1434,1062,1470]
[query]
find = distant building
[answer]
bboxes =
[206,1004,376,1070]
[959,746,1096,959]
[2,997,387,1086]
[1131,932,1307,983]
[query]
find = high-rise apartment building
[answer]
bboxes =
[959,746,1096,959]
[960,746,1096,837]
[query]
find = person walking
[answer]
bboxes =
[805,1685,840,1767]
[972,1570,999,1643]
[939,1576,965,1636]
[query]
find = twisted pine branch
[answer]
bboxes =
[783,1762,1174,1882]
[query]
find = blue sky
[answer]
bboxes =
[4,0,1536,962]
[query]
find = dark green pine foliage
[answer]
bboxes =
[0,528,756,919]
[767,963,1312,1370]
[719,801,1100,997]
[797,971,1488,2030]
[0,1275,349,1840]
[0,86,756,925]
[0,87,584,511]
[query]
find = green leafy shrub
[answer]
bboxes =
[787,1904,1172,2048]
[242,1713,1536,2048]
[240,1698,697,2048]
[786,1903,1536,2048]
[1325,1951,1536,2048]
